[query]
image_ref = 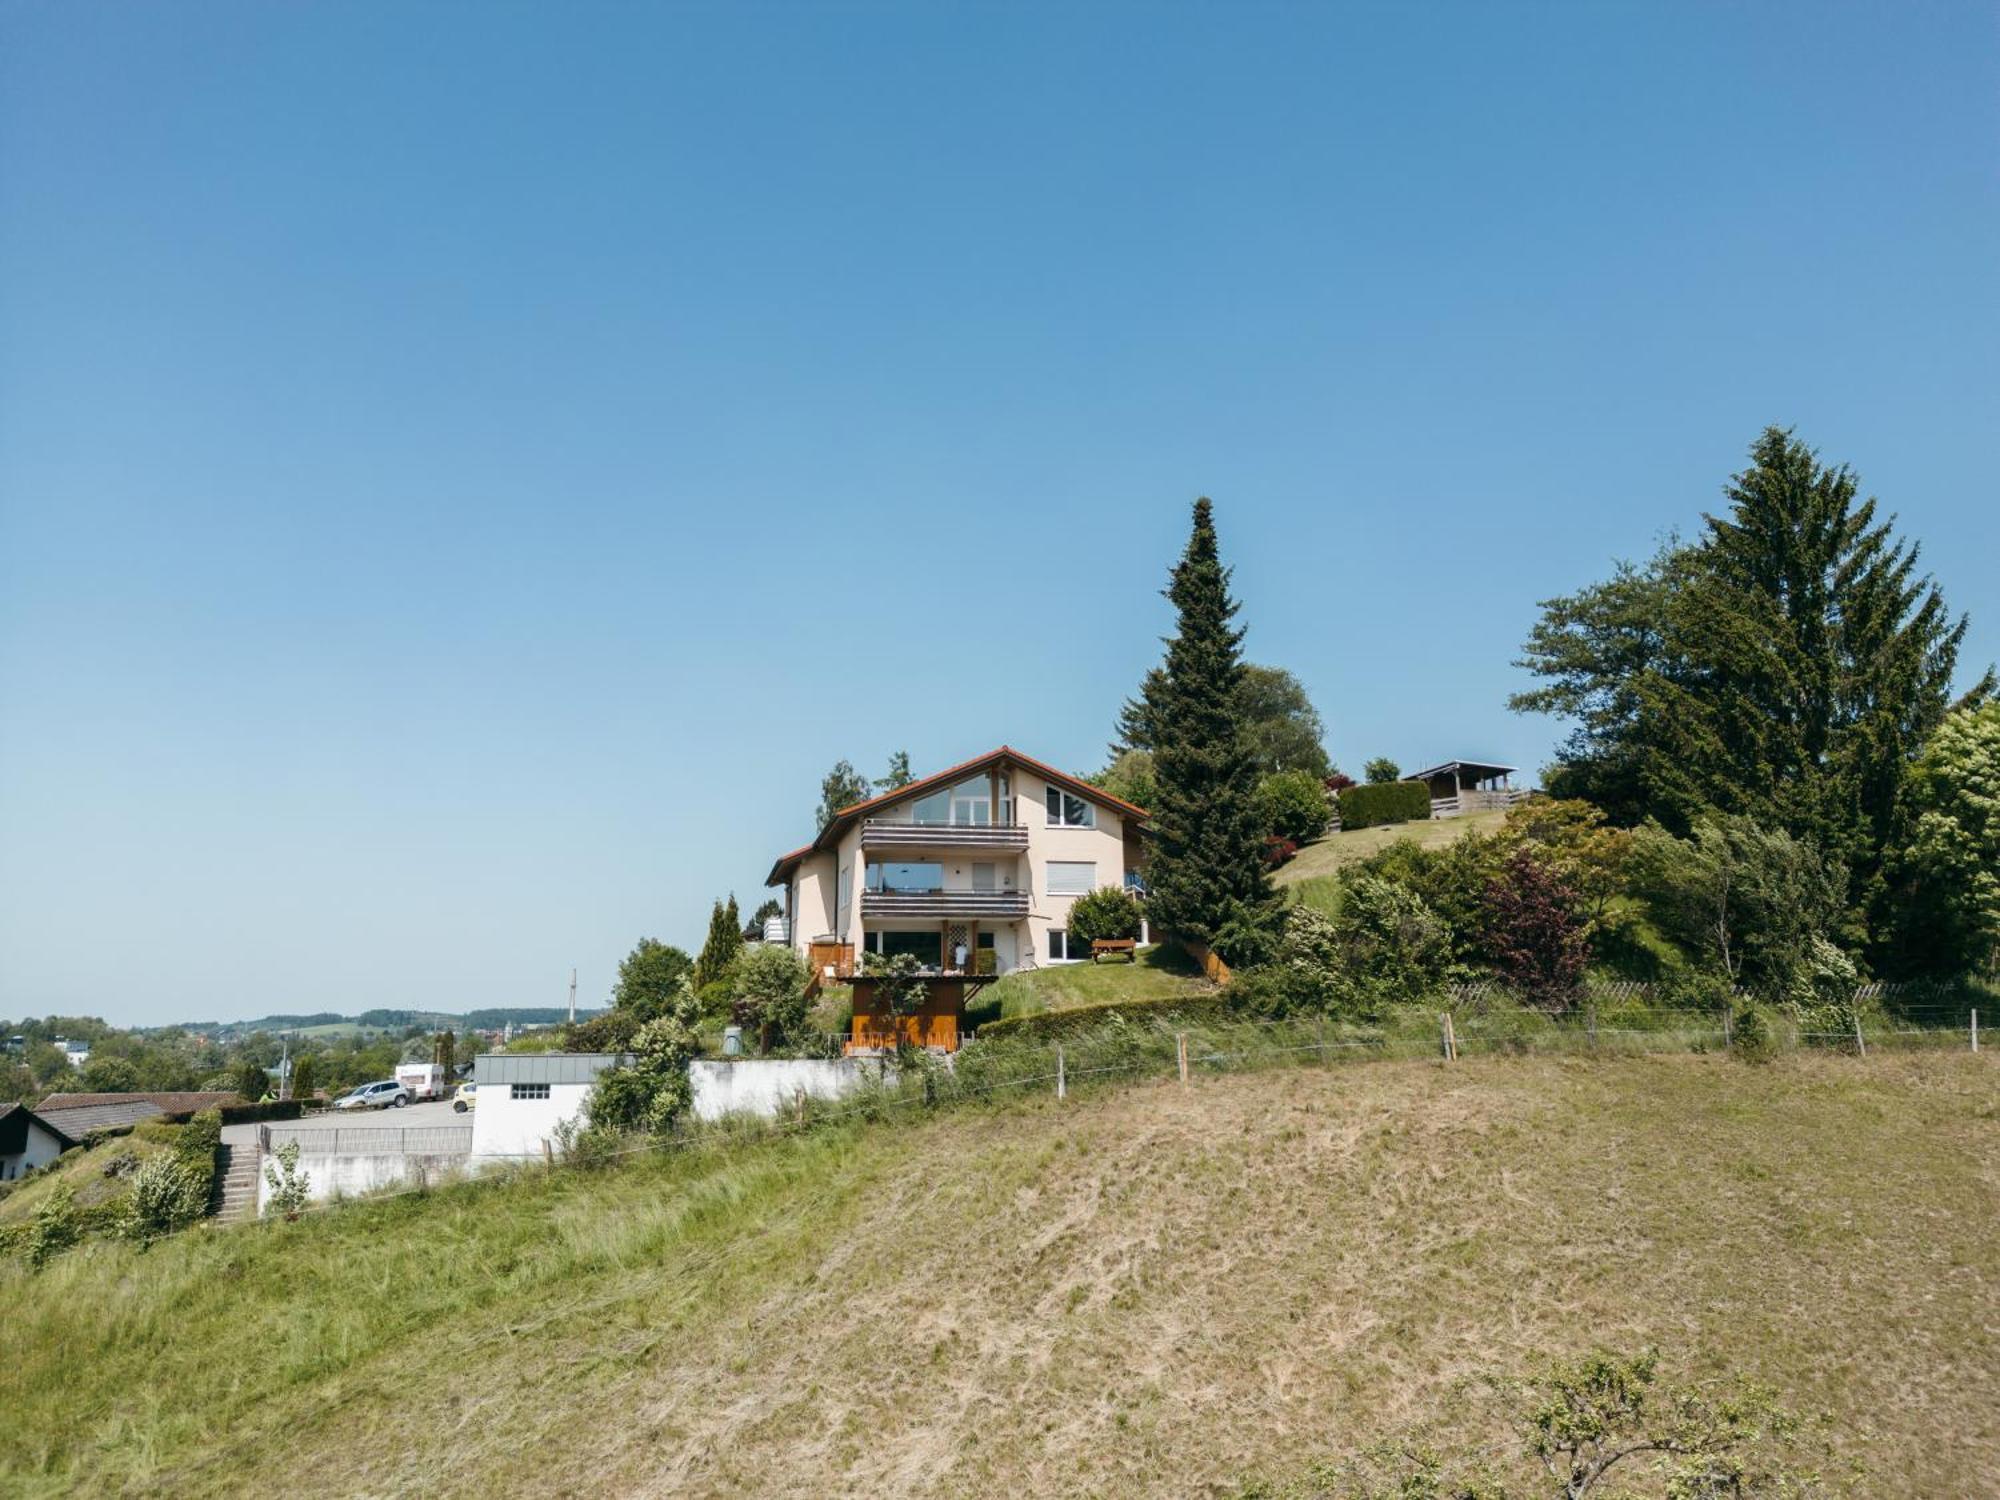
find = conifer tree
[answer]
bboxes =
[1141,498,1278,960]
[692,895,744,991]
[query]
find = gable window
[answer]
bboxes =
[1045,861,1096,896]
[1045,787,1095,828]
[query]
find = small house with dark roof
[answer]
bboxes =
[1405,759,1529,817]
[1,1103,79,1181]
[34,1090,244,1138]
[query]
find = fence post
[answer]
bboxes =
[1176,1032,1189,1087]
[1317,1017,1328,1064]
[1587,1001,1597,1048]
[794,1086,807,1126]
[542,1139,554,1169]
[1447,1013,1458,1061]
[1972,1009,1979,1054]
[1722,1004,1732,1050]
[1852,1012,1866,1058]
[1056,1045,1066,1101]
[1439,1012,1456,1063]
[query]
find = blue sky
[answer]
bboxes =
[2,2,1994,1026]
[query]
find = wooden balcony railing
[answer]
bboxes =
[860,820,1029,851]
[859,890,1030,920]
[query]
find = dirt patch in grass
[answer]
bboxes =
[2,1053,1994,1497]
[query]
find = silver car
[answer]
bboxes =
[333,1079,410,1111]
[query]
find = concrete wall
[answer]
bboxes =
[255,1149,472,1212]
[689,1058,889,1123]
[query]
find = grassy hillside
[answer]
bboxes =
[1276,809,1509,915]
[971,943,1211,1024]
[2,1052,1994,1497]
[0,1127,178,1226]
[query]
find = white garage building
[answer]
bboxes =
[470,1053,626,1161]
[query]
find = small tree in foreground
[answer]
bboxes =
[1266,1349,1841,1499]
[262,1140,311,1221]
[1363,757,1401,784]
[583,985,700,1138]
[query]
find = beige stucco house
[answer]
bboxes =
[766,746,1147,979]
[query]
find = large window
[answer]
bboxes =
[866,861,943,892]
[892,774,1011,826]
[1045,861,1096,895]
[1045,786,1095,827]
[511,1083,551,1101]
[1046,929,1091,962]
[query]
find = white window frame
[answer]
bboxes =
[1045,786,1096,827]
[1045,861,1097,896]
[1046,928,1091,963]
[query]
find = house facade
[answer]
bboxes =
[0,1103,78,1181]
[767,746,1146,980]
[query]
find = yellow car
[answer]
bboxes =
[451,1082,477,1113]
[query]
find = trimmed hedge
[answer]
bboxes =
[217,1099,303,1126]
[974,993,1231,1043]
[1335,779,1432,830]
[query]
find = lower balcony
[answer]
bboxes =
[859,890,1030,921]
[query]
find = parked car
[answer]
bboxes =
[334,1080,410,1111]
[451,1082,477,1114]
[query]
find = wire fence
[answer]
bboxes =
[220,989,1991,1229]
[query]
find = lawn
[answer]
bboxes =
[970,942,1211,1024]
[2,1050,1993,1497]
[1277,808,1509,915]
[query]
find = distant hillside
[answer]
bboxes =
[183,1007,598,1037]
[3,1052,1993,1496]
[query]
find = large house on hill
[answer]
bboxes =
[767,746,1147,990]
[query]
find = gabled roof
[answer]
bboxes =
[0,1101,81,1154]
[1405,759,1518,782]
[767,745,1147,885]
[37,1090,244,1118]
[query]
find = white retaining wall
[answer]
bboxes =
[255,1149,472,1212]
[688,1058,888,1122]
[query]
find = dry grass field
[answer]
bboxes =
[3,1051,1994,1497]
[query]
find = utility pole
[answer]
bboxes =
[568,968,578,1024]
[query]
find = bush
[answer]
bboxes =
[728,944,813,1052]
[1065,886,1145,947]
[1254,770,1333,844]
[1263,836,1299,868]
[1335,781,1432,830]
[261,1139,311,1221]
[1327,877,1459,1015]
[27,1183,83,1271]
[1481,849,1590,1013]
[123,1155,211,1245]
[1363,757,1401,784]
[217,1100,303,1126]
[1731,1001,1778,1063]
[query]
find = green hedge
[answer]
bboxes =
[217,1100,303,1126]
[974,993,1231,1043]
[1335,780,1432,830]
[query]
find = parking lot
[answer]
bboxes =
[221,1096,468,1147]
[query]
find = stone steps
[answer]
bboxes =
[212,1143,260,1222]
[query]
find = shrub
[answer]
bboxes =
[1362,757,1401,784]
[1254,770,1333,844]
[1262,836,1299,868]
[1329,877,1459,1015]
[583,989,699,1138]
[1481,849,1590,1013]
[1228,906,1343,1019]
[101,1148,140,1180]
[1336,780,1432,830]
[1065,886,1145,947]
[261,1139,311,1221]
[123,1155,211,1245]
[1731,1001,1778,1063]
[728,944,812,1052]
[27,1183,83,1271]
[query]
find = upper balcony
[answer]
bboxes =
[859,819,1029,853]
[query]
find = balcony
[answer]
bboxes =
[860,819,1029,853]
[859,889,1030,920]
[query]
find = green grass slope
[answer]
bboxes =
[1276,808,1509,915]
[971,942,1211,1024]
[2,1052,1994,1497]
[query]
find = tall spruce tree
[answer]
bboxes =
[1141,498,1278,960]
